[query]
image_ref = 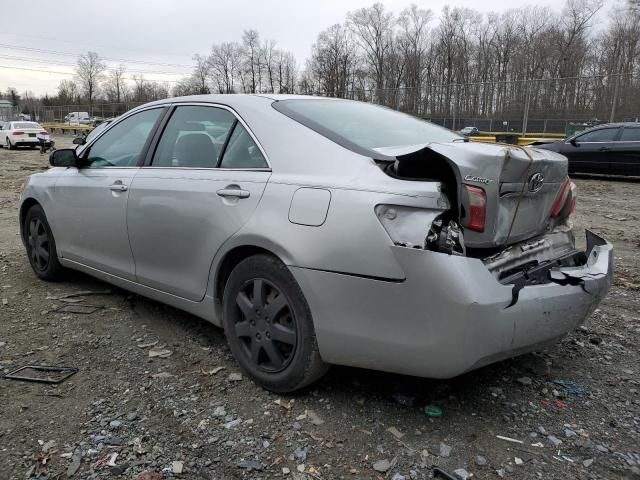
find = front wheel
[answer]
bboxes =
[24,205,65,281]
[222,254,328,392]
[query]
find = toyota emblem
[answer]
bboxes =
[528,172,544,192]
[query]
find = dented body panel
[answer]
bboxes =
[291,230,612,378]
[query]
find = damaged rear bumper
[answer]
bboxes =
[290,230,612,378]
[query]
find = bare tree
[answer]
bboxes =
[103,65,127,104]
[76,51,106,114]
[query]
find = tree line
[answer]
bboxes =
[2,0,639,122]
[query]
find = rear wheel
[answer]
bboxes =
[222,254,328,392]
[7,137,14,150]
[24,205,65,281]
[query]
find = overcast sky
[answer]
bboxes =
[0,0,617,96]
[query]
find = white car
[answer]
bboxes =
[64,112,92,125]
[1,121,50,150]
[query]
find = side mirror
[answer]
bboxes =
[569,138,578,146]
[49,148,80,167]
[72,136,86,145]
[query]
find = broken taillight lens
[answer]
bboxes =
[550,178,575,218]
[462,184,486,232]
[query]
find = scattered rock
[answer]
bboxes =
[439,443,452,458]
[228,372,243,382]
[67,450,81,477]
[475,455,487,466]
[583,458,594,467]
[386,426,404,439]
[294,446,307,462]
[516,376,532,386]
[307,410,324,425]
[237,459,262,471]
[454,468,471,480]
[172,461,184,474]
[547,435,562,447]
[373,459,391,473]
[148,347,173,358]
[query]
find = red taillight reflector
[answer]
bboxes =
[550,178,572,218]
[463,184,486,232]
[13,131,24,135]
[40,131,48,135]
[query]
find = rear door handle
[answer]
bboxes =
[217,188,250,199]
[109,183,128,192]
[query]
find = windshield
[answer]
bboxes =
[85,121,110,143]
[13,122,41,129]
[273,99,459,154]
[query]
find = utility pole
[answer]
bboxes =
[522,78,531,136]
[610,57,622,123]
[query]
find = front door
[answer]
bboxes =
[613,126,640,176]
[127,105,271,301]
[566,126,620,174]
[53,107,165,279]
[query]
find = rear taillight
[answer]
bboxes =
[40,131,48,135]
[550,178,573,218]
[463,184,486,232]
[13,131,24,135]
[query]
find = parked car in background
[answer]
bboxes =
[532,122,640,176]
[459,126,480,136]
[19,95,612,392]
[64,111,92,125]
[1,121,50,149]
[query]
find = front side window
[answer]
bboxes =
[152,106,235,168]
[273,99,460,156]
[620,127,640,142]
[576,128,619,143]
[85,108,163,168]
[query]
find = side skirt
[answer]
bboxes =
[59,258,220,326]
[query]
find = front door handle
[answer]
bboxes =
[109,183,128,192]
[217,188,250,199]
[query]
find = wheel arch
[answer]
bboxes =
[19,197,42,246]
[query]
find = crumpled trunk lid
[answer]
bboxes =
[375,141,568,248]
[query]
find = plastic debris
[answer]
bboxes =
[496,435,524,444]
[425,405,443,417]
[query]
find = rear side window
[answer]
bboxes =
[219,124,268,169]
[620,127,640,141]
[576,128,619,142]
[273,99,460,156]
[152,106,235,168]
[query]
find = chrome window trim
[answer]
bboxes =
[146,101,272,171]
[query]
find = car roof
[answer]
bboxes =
[588,122,640,128]
[140,94,343,110]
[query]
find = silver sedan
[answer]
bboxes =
[19,95,613,392]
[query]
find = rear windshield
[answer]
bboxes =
[273,99,459,155]
[13,122,40,129]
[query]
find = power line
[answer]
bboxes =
[0,53,192,76]
[0,31,195,60]
[0,43,194,68]
[0,64,184,84]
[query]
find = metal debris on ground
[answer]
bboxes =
[553,379,586,397]
[496,435,524,444]
[4,365,78,384]
[52,303,104,314]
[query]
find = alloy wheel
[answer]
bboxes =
[233,278,297,372]
[28,218,50,271]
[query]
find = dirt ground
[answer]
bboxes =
[0,136,638,480]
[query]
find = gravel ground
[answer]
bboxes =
[0,137,638,480]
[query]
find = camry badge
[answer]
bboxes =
[464,174,492,185]
[528,172,544,192]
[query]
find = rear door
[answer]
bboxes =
[53,107,165,279]
[612,126,640,176]
[567,127,620,174]
[126,104,271,301]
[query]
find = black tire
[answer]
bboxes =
[24,205,65,281]
[222,254,329,392]
[7,138,14,150]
